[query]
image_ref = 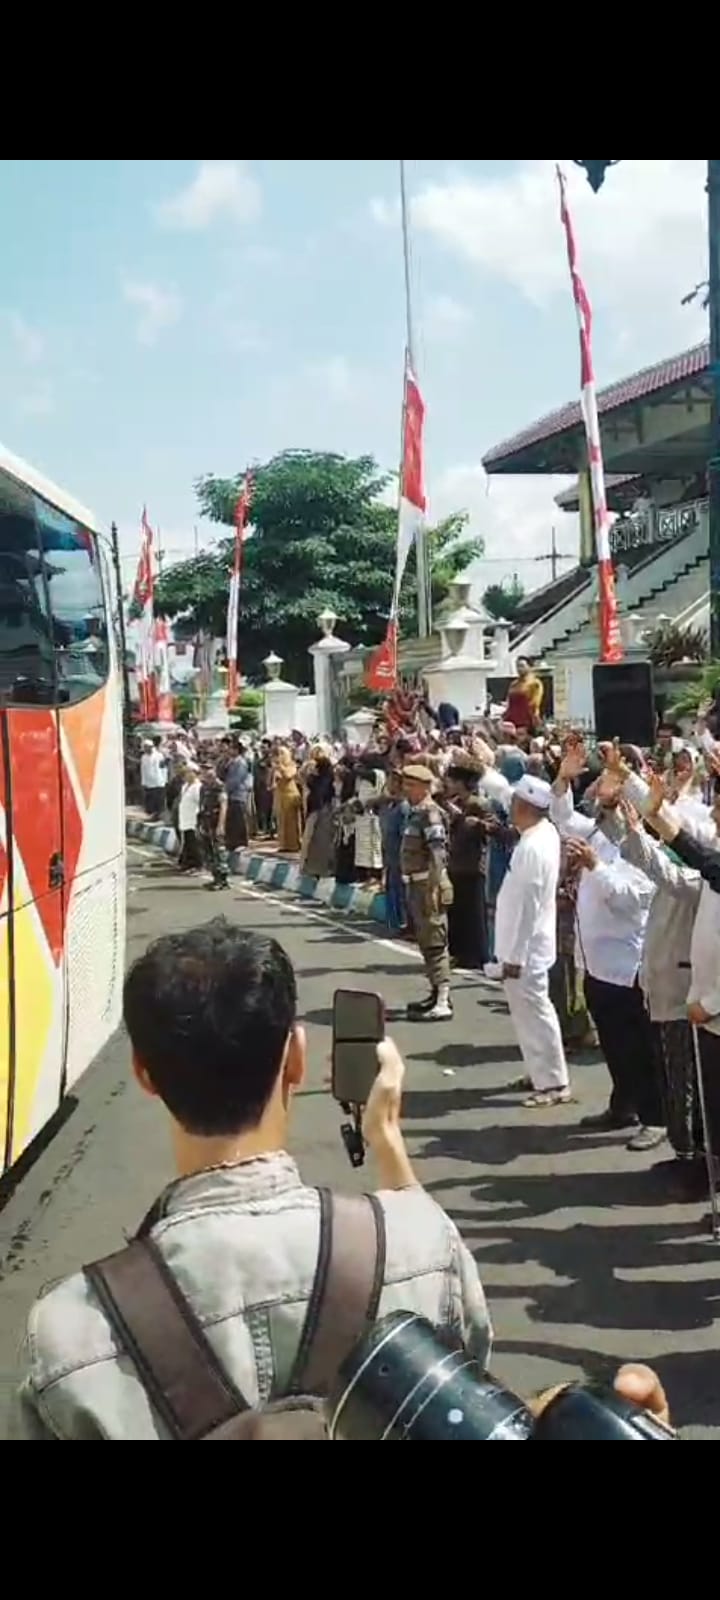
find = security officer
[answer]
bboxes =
[401,764,453,1020]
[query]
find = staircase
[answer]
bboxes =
[537,506,709,661]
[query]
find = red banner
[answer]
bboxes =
[365,622,398,692]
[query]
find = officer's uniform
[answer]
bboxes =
[401,766,452,1017]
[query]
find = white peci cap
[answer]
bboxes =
[513,773,552,811]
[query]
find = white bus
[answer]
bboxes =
[0,445,125,1170]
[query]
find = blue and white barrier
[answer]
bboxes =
[126,815,388,925]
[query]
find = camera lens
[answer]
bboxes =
[329,1312,534,1440]
[532,1383,676,1441]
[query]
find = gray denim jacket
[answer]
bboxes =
[14,1153,491,1440]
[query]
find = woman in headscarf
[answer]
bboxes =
[333,758,358,885]
[300,743,336,878]
[272,746,302,854]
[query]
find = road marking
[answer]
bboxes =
[231,880,486,987]
[126,843,495,992]
[128,842,164,862]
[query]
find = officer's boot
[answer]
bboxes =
[407,988,437,1018]
[426,983,453,1021]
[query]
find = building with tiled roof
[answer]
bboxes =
[476,341,713,728]
[483,342,710,477]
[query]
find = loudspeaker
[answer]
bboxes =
[592,660,655,748]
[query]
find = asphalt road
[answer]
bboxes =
[2,843,720,1437]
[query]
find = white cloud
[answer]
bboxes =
[425,293,473,339]
[158,161,261,231]
[432,463,579,593]
[123,280,183,346]
[7,312,45,364]
[407,160,708,354]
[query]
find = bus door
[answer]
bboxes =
[0,475,65,1171]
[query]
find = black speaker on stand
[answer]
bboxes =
[592,660,656,748]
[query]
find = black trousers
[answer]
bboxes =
[178,829,202,870]
[448,873,487,969]
[584,973,664,1127]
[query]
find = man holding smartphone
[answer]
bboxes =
[15,922,491,1440]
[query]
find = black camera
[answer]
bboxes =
[328,1312,676,1441]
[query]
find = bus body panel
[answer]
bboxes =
[3,709,66,1164]
[0,450,125,1169]
[60,669,125,1090]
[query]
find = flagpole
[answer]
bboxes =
[399,159,431,638]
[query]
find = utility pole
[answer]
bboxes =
[110,521,132,732]
[708,159,720,655]
[534,526,574,582]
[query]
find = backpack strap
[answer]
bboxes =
[85,1237,248,1440]
[84,1188,386,1438]
[289,1189,386,1396]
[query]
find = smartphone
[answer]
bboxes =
[332,990,384,1106]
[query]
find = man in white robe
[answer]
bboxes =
[494,774,571,1107]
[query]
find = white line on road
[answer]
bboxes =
[126,842,496,992]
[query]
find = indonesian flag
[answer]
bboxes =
[365,360,426,691]
[557,168,623,664]
[227,474,254,709]
[134,510,158,721]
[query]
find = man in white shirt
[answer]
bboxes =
[140,738,168,820]
[494,774,571,1107]
[551,751,664,1151]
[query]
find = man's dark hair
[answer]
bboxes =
[123,920,297,1136]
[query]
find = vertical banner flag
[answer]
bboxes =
[227,474,254,709]
[557,167,623,664]
[365,359,426,690]
[133,509,158,721]
[154,616,174,722]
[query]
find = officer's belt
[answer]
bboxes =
[402,870,431,884]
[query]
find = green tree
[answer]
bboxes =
[155,450,482,682]
[482,576,526,623]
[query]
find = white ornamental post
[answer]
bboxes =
[309,609,350,737]
[262,651,298,738]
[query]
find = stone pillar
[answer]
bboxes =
[262,652,298,739]
[309,610,351,737]
[491,621,513,676]
[343,709,375,749]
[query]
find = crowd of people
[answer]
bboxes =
[22,660,720,1439]
[128,666,720,1196]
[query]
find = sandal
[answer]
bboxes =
[508,1075,533,1092]
[523,1088,573,1108]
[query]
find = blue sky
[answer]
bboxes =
[0,159,709,598]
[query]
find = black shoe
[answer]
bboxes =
[579,1108,639,1131]
[407,989,438,1018]
[205,880,230,891]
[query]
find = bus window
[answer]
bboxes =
[33,497,109,704]
[0,477,56,706]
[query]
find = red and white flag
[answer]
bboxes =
[366,360,426,691]
[154,616,174,723]
[134,509,158,720]
[557,167,623,664]
[227,474,254,709]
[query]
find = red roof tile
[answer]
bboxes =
[484,342,710,469]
